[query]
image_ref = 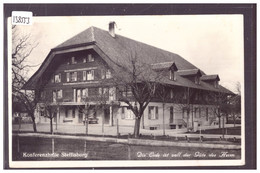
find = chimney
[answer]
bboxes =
[109,21,116,37]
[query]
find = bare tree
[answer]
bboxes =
[207,91,230,129]
[77,93,94,135]
[39,91,60,134]
[228,82,241,127]
[111,51,162,138]
[173,87,196,131]
[96,83,113,136]
[156,84,171,136]
[12,25,39,132]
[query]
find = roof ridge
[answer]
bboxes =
[178,68,200,72]
[151,61,175,65]
[54,26,97,49]
[91,26,95,41]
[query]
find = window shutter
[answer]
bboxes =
[66,73,70,82]
[83,71,86,81]
[148,107,151,119]
[82,89,86,98]
[85,88,88,97]
[99,88,102,95]
[91,70,94,80]
[206,108,209,121]
[59,73,61,82]
[121,107,125,119]
[101,69,105,79]
[155,107,159,119]
[51,76,54,83]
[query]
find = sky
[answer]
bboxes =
[10,15,244,93]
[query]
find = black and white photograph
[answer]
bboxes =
[4,4,256,169]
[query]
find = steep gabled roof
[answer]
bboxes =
[23,26,232,94]
[151,61,178,71]
[55,27,96,50]
[178,69,202,77]
[201,75,220,81]
[53,27,203,72]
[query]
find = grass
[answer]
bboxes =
[12,136,241,161]
[187,126,241,135]
[13,130,241,145]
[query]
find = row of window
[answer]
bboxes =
[120,106,217,121]
[121,106,159,120]
[68,54,94,65]
[49,87,116,102]
[51,69,112,83]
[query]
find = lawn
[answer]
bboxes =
[12,136,241,161]
[187,126,241,135]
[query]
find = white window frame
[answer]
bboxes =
[88,54,94,62]
[53,91,57,102]
[109,87,116,101]
[82,88,88,98]
[169,70,176,81]
[101,69,105,79]
[57,90,63,99]
[87,70,94,80]
[66,72,70,82]
[106,69,112,79]
[72,72,77,82]
[72,56,77,64]
[54,73,61,83]
[148,106,158,120]
[77,89,81,102]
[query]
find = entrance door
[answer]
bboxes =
[78,112,83,123]
[53,112,57,123]
[104,108,110,124]
[170,106,174,123]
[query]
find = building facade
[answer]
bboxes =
[23,22,232,131]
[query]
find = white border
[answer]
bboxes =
[5,3,250,169]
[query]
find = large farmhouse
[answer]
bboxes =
[23,22,232,131]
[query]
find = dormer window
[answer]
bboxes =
[178,69,202,85]
[151,61,178,81]
[195,76,201,85]
[214,80,219,88]
[200,75,220,88]
[169,70,176,81]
